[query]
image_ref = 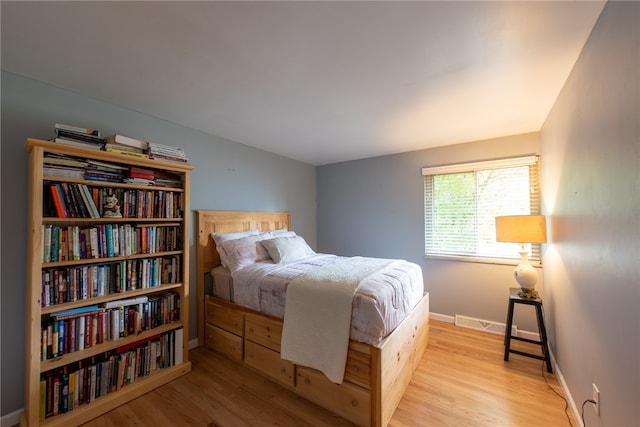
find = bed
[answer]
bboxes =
[196,210,429,427]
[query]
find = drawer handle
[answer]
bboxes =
[304,378,310,385]
[397,352,401,362]
[249,327,254,332]
[266,326,271,331]
[351,399,358,407]
[280,368,286,374]
[352,366,359,373]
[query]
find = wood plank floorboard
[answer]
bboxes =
[79,320,574,427]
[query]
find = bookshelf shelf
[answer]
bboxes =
[42,217,185,224]
[40,283,183,315]
[43,176,186,192]
[41,250,183,268]
[40,321,183,372]
[22,138,193,427]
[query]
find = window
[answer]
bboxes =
[423,156,541,262]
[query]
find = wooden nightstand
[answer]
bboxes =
[504,288,552,373]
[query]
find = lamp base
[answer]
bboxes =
[517,288,539,299]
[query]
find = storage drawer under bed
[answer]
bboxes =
[244,340,295,387]
[206,296,244,336]
[205,323,243,362]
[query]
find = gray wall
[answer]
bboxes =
[0,71,316,416]
[540,2,639,426]
[317,132,543,332]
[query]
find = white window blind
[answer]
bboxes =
[423,156,541,262]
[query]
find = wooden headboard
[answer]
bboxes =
[196,210,291,345]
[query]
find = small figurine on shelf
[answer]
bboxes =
[103,194,122,218]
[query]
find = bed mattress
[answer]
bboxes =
[211,253,424,345]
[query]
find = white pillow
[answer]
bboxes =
[217,234,272,274]
[211,229,259,246]
[261,236,315,264]
[269,228,295,237]
[261,229,296,240]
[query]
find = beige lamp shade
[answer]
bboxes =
[495,215,547,244]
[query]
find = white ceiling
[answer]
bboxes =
[1,1,605,165]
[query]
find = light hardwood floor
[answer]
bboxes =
[80,320,574,427]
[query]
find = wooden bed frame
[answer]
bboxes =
[196,210,429,427]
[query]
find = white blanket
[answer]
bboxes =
[280,256,396,383]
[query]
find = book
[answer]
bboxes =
[51,305,100,320]
[58,183,77,218]
[105,147,150,159]
[49,185,67,218]
[55,123,101,137]
[43,165,85,181]
[105,224,114,257]
[54,137,103,150]
[147,142,186,156]
[124,178,154,186]
[87,159,129,171]
[61,372,69,413]
[104,142,144,154]
[104,296,148,309]
[99,360,111,397]
[80,184,101,218]
[68,183,88,218]
[174,327,183,365]
[149,152,189,163]
[55,129,105,145]
[39,378,46,421]
[89,365,97,402]
[72,184,92,218]
[105,134,148,151]
[43,154,88,168]
[147,141,188,163]
[68,371,76,411]
[128,166,155,180]
[53,375,60,416]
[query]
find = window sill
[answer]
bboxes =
[424,254,543,267]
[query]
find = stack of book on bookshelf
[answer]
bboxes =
[148,142,189,163]
[153,170,184,188]
[43,153,88,180]
[53,124,106,150]
[42,223,183,263]
[45,182,101,219]
[84,160,128,183]
[104,134,150,159]
[124,166,155,186]
[41,293,180,360]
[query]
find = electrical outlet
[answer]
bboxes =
[592,383,600,415]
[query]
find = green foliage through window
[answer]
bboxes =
[424,157,541,261]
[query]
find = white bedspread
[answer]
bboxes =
[281,257,396,384]
[225,254,424,345]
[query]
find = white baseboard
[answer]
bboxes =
[430,311,540,341]
[454,314,518,336]
[549,350,582,427]
[1,409,22,427]
[429,312,454,323]
[188,338,199,350]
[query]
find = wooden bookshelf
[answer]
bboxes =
[22,138,193,426]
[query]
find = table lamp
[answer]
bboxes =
[495,215,547,298]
